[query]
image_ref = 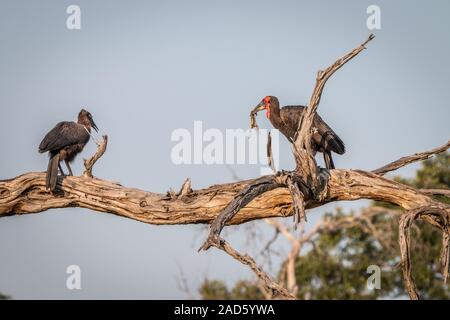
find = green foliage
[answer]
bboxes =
[199,279,264,300]
[230,280,265,300]
[294,216,400,299]
[199,279,231,300]
[414,152,449,190]
[198,153,450,300]
[0,292,11,300]
[293,216,449,299]
[397,152,450,205]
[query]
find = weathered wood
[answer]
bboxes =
[373,140,450,176]
[1,169,446,227]
[83,135,108,178]
[398,206,450,300]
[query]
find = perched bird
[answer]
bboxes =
[38,109,98,190]
[252,96,345,169]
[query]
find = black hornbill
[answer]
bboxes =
[252,96,345,169]
[38,109,98,190]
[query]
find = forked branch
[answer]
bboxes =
[205,236,296,299]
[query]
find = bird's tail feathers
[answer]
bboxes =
[46,152,60,191]
[322,131,345,155]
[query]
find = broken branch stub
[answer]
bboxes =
[83,135,108,178]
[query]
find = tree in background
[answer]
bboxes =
[199,279,264,300]
[199,153,450,299]
[0,292,11,300]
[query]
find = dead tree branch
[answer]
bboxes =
[205,236,296,299]
[398,206,450,300]
[4,167,446,224]
[372,140,450,176]
[83,135,108,178]
[293,34,375,193]
[420,189,450,198]
[264,218,304,296]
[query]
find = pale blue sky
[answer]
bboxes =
[0,0,449,299]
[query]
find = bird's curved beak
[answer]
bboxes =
[91,120,99,132]
[252,101,267,114]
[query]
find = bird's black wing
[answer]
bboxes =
[280,106,345,155]
[313,114,345,155]
[39,121,89,153]
[279,105,307,142]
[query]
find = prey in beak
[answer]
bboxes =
[250,97,271,129]
[252,101,267,113]
[253,96,271,117]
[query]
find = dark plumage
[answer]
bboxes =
[253,96,345,169]
[38,109,98,190]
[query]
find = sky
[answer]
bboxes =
[0,0,449,299]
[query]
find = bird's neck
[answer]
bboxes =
[268,104,282,128]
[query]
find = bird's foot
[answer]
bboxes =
[58,173,71,177]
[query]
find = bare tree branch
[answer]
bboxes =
[206,236,296,299]
[441,232,450,284]
[175,264,195,299]
[293,34,375,192]
[286,175,306,225]
[266,131,276,173]
[420,188,450,198]
[264,218,304,296]
[198,175,285,251]
[83,135,108,178]
[3,169,445,224]
[372,140,450,176]
[398,206,450,300]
